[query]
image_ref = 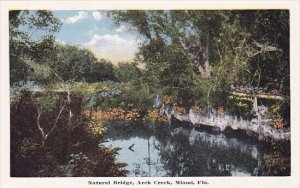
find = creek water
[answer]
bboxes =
[102,123,290,177]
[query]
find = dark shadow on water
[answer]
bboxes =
[103,122,290,177]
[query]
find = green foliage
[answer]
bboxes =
[9,10,62,84]
[87,120,107,137]
[10,10,116,85]
[227,95,254,118]
[68,81,154,113]
[110,10,289,116]
[70,81,120,94]
[12,43,118,86]
[10,91,127,177]
[25,60,52,83]
[67,153,93,176]
[33,92,60,112]
[114,62,142,83]
[34,44,116,83]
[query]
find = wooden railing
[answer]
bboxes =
[231,91,286,101]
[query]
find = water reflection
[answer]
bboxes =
[103,123,290,177]
[104,136,166,176]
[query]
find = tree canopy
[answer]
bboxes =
[9,10,62,83]
[109,10,289,107]
[38,44,116,83]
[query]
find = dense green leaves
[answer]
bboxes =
[9,10,62,84]
[114,62,142,83]
[109,10,289,109]
[40,44,116,83]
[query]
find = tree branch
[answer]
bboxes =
[44,103,66,140]
[36,108,45,145]
[49,68,65,83]
[253,40,282,52]
[247,40,283,57]
[49,68,72,118]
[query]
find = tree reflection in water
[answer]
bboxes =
[103,123,290,177]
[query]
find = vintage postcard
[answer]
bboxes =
[1,0,300,188]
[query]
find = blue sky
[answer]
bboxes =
[53,10,142,64]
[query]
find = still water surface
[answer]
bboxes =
[103,123,290,177]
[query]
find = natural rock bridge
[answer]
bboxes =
[160,92,290,141]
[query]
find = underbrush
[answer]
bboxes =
[10,90,128,177]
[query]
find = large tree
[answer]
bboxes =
[109,10,289,107]
[9,10,62,84]
[40,44,116,83]
[110,10,223,79]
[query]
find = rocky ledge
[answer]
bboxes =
[161,107,290,141]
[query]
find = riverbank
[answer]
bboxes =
[162,107,290,141]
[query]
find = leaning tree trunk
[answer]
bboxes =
[198,45,211,78]
[35,103,66,146]
[179,36,211,78]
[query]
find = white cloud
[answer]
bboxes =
[116,25,128,32]
[85,34,134,46]
[65,11,88,24]
[92,11,103,21]
[84,34,140,64]
[55,39,66,45]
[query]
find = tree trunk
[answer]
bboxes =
[179,36,211,78]
[36,109,46,146]
[197,45,211,78]
[35,103,66,146]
